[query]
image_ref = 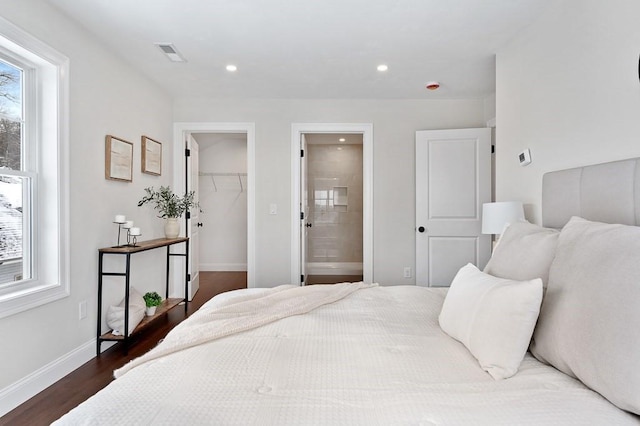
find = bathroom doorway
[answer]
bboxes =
[291,123,373,286]
[303,133,363,284]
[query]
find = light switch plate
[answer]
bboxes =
[403,267,412,278]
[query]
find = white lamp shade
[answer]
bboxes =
[482,201,525,234]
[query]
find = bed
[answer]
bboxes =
[54,158,640,425]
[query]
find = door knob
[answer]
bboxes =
[196,222,203,227]
[305,223,313,228]
[418,226,426,233]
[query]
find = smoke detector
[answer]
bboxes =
[155,43,187,62]
[425,81,440,91]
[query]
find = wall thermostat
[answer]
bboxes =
[518,149,531,166]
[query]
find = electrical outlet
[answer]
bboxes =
[79,300,87,320]
[403,267,412,278]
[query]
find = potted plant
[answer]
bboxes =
[143,291,163,316]
[138,186,199,238]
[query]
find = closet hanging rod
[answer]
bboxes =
[199,172,247,177]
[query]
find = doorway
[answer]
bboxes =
[304,134,363,284]
[173,122,256,292]
[290,123,373,286]
[191,133,248,274]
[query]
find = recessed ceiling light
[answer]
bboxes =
[226,64,237,72]
[338,138,346,142]
[377,64,388,72]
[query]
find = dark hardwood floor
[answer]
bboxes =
[306,274,363,285]
[0,271,247,426]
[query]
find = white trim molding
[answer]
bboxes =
[306,262,363,276]
[200,263,248,272]
[290,123,374,285]
[0,339,95,417]
[0,16,70,318]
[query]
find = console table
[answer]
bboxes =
[96,237,189,355]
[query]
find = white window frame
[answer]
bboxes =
[0,17,70,318]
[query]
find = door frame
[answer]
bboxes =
[173,122,256,290]
[290,123,373,285]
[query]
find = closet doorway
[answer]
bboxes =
[192,133,248,274]
[173,122,255,292]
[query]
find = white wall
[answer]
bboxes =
[496,0,640,223]
[173,98,486,287]
[0,0,173,410]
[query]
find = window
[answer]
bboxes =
[0,55,30,286]
[0,17,69,318]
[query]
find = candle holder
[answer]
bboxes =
[129,234,139,247]
[127,229,141,247]
[112,220,127,248]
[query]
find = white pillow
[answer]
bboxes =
[107,289,145,336]
[531,216,640,414]
[484,221,559,288]
[439,263,543,380]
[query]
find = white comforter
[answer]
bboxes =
[55,285,639,425]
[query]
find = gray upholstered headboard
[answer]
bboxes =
[542,157,640,228]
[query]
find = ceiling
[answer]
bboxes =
[47,0,549,100]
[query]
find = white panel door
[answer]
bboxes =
[415,128,491,287]
[187,135,200,300]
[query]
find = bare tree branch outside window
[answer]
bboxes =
[0,60,23,271]
[0,61,21,171]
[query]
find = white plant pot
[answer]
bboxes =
[164,217,180,238]
[145,306,157,316]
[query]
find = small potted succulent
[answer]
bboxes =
[143,291,163,316]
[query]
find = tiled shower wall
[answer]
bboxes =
[306,144,363,263]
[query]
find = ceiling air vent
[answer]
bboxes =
[155,43,186,62]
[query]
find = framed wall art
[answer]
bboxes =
[105,135,133,182]
[141,135,162,176]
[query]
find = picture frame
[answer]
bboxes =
[105,135,133,182]
[141,136,162,176]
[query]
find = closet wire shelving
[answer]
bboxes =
[199,172,247,192]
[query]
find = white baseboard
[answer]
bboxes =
[200,263,247,272]
[307,262,363,275]
[0,338,96,417]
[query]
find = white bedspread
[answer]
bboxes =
[115,282,374,378]
[55,285,640,425]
